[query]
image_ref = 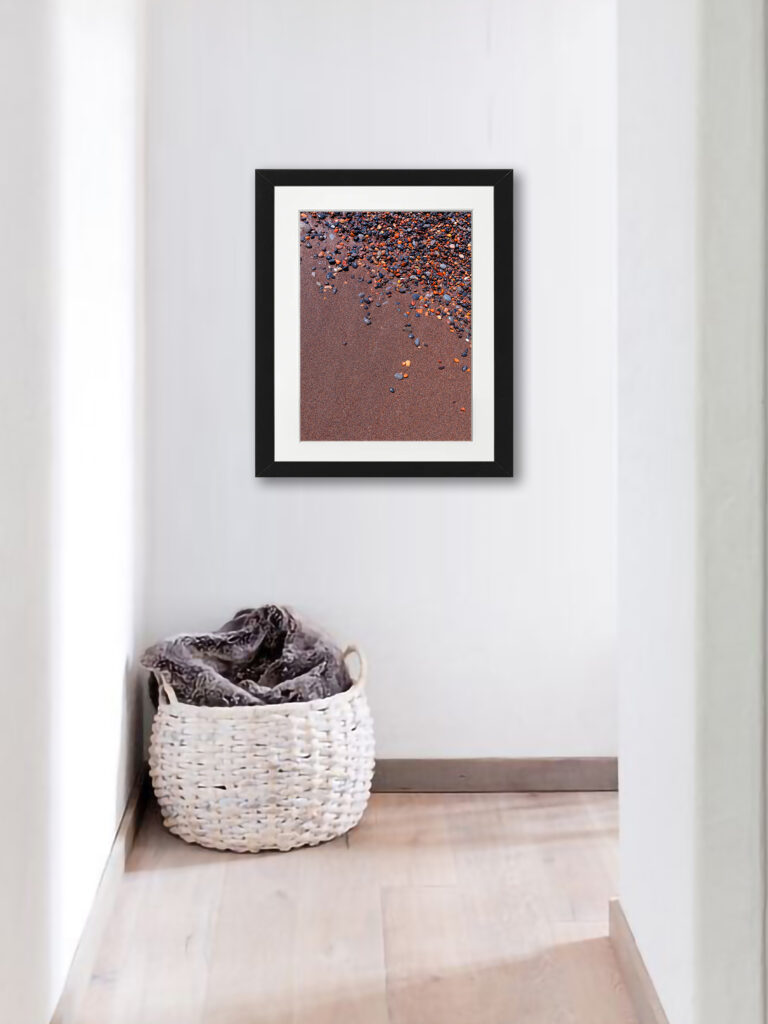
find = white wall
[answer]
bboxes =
[617,2,698,1019]
[0,2,145,1021]
[0,4,56,1021]
[50,0,146,1001]
[617,0,765,1022]
[145,0,617,757]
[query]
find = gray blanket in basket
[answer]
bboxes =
[141,605,351,707]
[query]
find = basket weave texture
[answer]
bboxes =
[149,646,374,852]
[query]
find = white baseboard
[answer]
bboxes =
[50,772,149,1024]
[609,898,670,1024]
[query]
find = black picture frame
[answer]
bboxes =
[255,169,513,477]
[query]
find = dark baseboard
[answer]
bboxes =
[372,757,618,793]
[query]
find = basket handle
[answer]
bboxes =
[343,645,367,684]
[157,671,179,706]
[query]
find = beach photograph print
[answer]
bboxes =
[299,211,472,442]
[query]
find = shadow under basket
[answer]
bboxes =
[148,646,374,853]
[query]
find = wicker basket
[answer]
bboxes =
[148,646,374,853]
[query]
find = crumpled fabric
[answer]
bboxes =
[141,605,351,707]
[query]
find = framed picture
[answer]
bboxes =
[255,169,513,477]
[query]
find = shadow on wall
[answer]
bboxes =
[0,1,54,1019]
[258,175,527,489]
[0,671,52,1024]
[0,663,145,1024]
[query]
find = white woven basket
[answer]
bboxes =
[149,646,374,853]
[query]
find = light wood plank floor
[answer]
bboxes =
[77,792,636,1024]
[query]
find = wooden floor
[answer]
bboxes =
[77,793,636,1024]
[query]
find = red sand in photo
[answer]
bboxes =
[299,211,472,442]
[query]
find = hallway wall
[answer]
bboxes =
[144,0,618,758]
[0,2,145,1021]
[617,0,766,1021]
[0,4,55,1021]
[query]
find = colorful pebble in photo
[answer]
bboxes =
[299,211,472,441]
